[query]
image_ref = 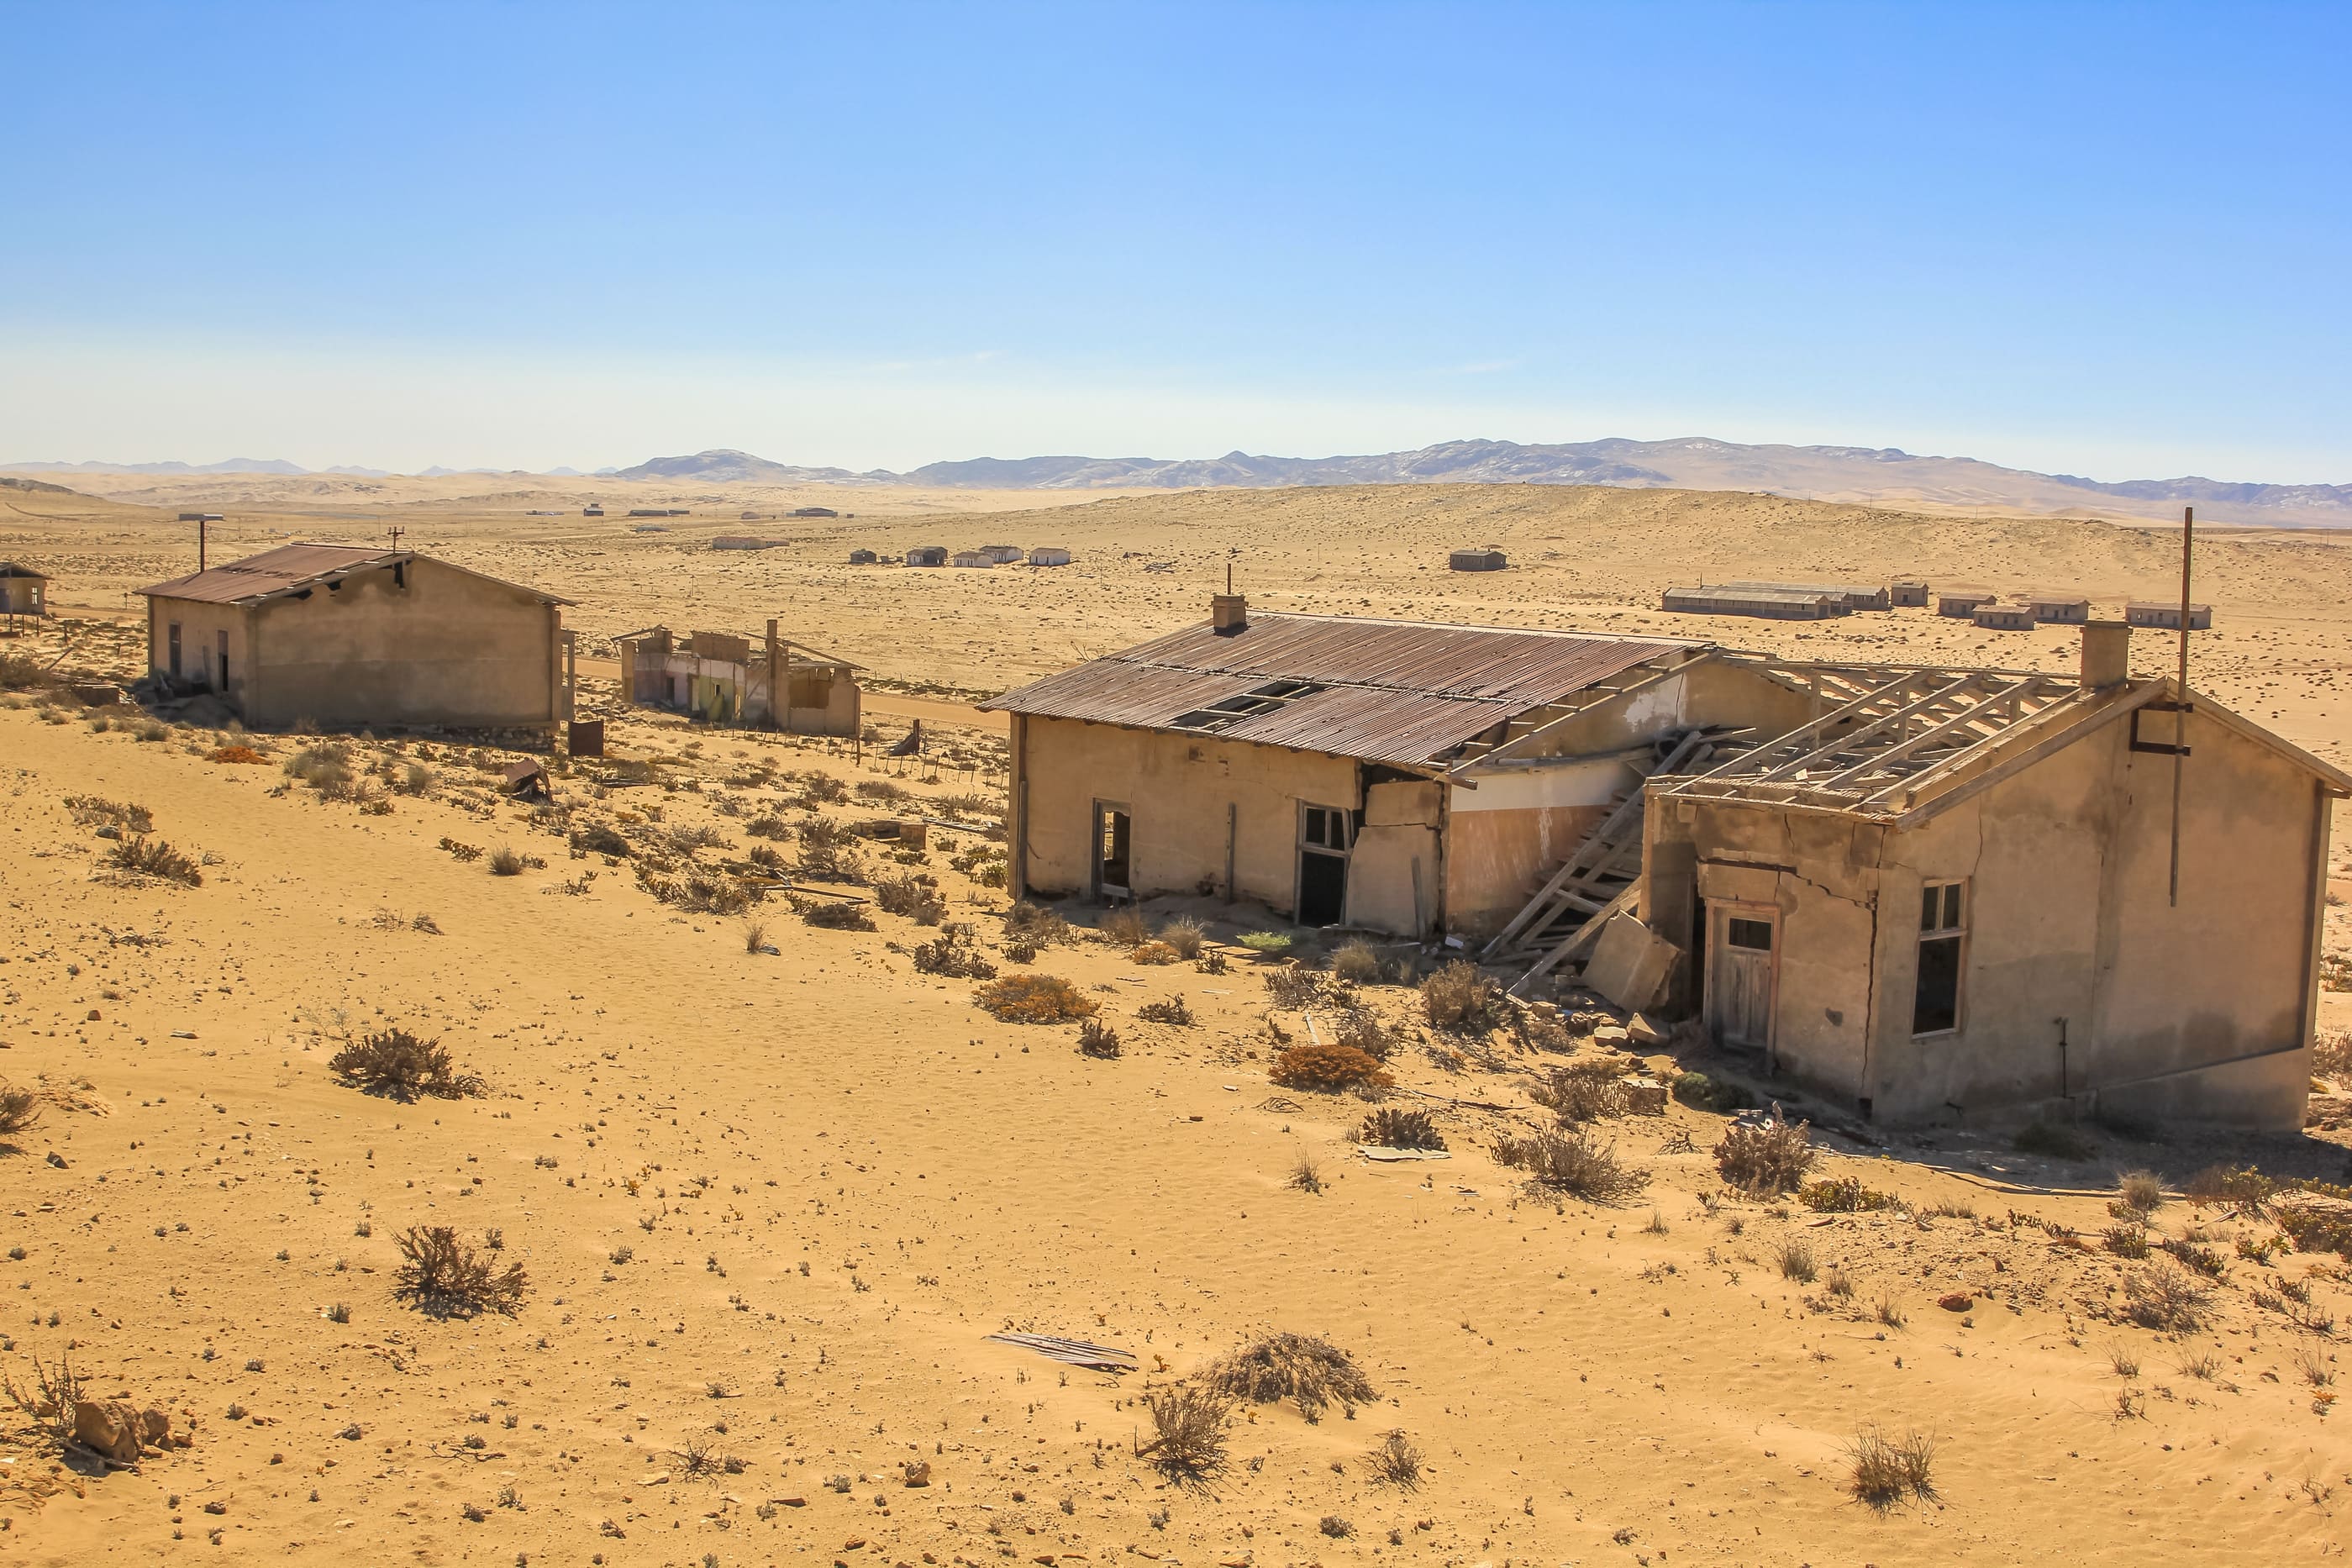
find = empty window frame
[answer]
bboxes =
[1912,880,1966,1036]
[1171,680,1328,732]
[1300,804,1350,852]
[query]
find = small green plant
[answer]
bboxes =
[1236,929,1293,956]
[1671,1071,1755,1113]
[1800,1177,1894,1213]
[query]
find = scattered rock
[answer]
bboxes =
[69,1399,170,1464]
[901,1460,931,1487]
[1591,1024,1633,1049]
[45,1151,67,1169]
[1938,1292,1974,1313]
[1626,1013,1666,1046]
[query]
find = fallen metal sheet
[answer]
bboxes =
[1357,1146,1453,1162]
[983,1333,1137,1372]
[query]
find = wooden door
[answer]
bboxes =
[1708,905,1778,1051]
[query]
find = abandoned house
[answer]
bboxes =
[1721,580,1892,613]
[1971,603,2037,632]
[951,550,996,568]
[2127,601,2213,631]
[907,546,948,567]
[1937,590,1997,618]
[986,595,1817,939]
[2026,593,2092,624]
[1449,548,1507,571]
[0,561,50,618]
[1890,580,1930,608]
[1028,546,1072,566]
[615,621,860,735]
[978,545,1025,564]
[1661,586,1844,620]
[137,543,572,729]
[1640,621,2339,1130]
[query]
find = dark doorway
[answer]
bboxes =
[1093,802,1132,899]
[1298,850,1348,926]
[167,622,182,679]
[217,631,230,693]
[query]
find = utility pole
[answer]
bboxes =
[387,525,405,550]
[198,517,207,573]
[2168,506,2193,908]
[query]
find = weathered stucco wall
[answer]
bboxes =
[146,597,252,702]
[154,559,563,729]
[1013,715,1360,918]
[1643,700,2323,1130]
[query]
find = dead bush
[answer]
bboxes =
[2184,1163,2277,1214]
[283,742,355,794]
[1264,964,1343,1010]
[2313,1030,2352,1081]
[1003,939,1039,964]
[571,823,631,858]
[64,794,154,833]
[0,651,59,691]
[1156,916,1206,960]
[745,814,792,839]
[976,972,1098,1023]
[1421,960,1504,1033]
[1357,1106,1444,1150]
[638,865,754,915]
[797,897,876,931]
[1101,906,1149,946]
[1331,1004,1393,1060]
[488,845,526,876]
[912,923,997,978]
[1847,1428,1938,1509]
[1776,1238,1818,1282]
[209,743,266,765]
[875,873,948,924]
[392,1226,528,1317]
[741,919,770,955]
[1799,1177,1894,1213]
[1004,901,1070,945]
[1269,1041,1392,1093]
[2102,1223,2152,1258]
[1133,1386,1230,1479]
[1077,1018,1123,1058]
[1331,938,1386,986]
[2124,1263,2213,1332]
[1288,1150,1324,1192]
[0,1349,82,1452]
[439,836,483,862]
[0,1081,42,1138]
[108,836,203,887]
[328,1028,486,1101]
[1494,1126,1650,1202]
[1129,939,1180,966]
[1367,1429,1423,1489]
[795,818,868,883]
[1713,1112,1817,1195]
[1204,1332,1377,1420]
[2118,1170,2165,1213]
[2278,1202,2352,1259]
[1136,994,1195,1025]
[1531,1058,1630,1122]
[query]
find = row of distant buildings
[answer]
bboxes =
[1663,579,2213,630]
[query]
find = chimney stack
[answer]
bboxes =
[2080,620,2130,689]
[1212,562,1246,634]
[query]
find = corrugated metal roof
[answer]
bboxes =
[0,561,50,580]
[139,544,569,607]
[985,613,1693,767]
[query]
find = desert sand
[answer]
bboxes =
[2,476,2349,1565]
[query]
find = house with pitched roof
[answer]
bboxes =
[137,543,572,729]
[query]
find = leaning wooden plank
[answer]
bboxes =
[984,1333,1139,1371]
[1509,883,1639,997]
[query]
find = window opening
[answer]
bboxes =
[1913,880,1966,1035]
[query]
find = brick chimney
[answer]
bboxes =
[1211,562,1246,634]
[2080,620,2130,689]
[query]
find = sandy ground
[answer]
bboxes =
[3,480,2351,1564]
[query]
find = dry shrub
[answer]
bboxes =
[741,919,769,955]
[1204,1332,1377,1420]
[1331,939,1385,986]
[639,866,753,914]
[1531,1058,1630,1122]
[1713,1112,1817,1195]
[65,794,155,833]
[1288,1150,1324,1193]
[1421,960,1503,1033]
[1,1349,82,1453]
[745,814,792,839]
[913,923,997,979]
[2184,1163,2276,1213]
[2278,1202,2352,1259]
[2313,1029,2352,1080]
[1368,1429,1423,1488]
[1134,1386,1230,1479]
[0,651,59,690]
[1269,1042,1392,1093]
[1800,1177,1894,1213]
[2013,1119,2095,1161]
[1129,939,1180,966]
[2124,1262,2213,1332]
[795,818,868,884]
[1003,939,1039,964]
[976,972,1098,1023]
[571,822,631,858]
[2118,1170,2165,1213]
[1137,994,1194,1025]
[284,742,355,794]
[328,1028,486,1101]
[488,845,526,876]
[2102,1223,2152,1258]
[1101,906,1149,946]
[1776,1238,1818,1282]
[208,744,264,764]
[439,836,483,862]
[1847,1428,1937,1509]
[1077,1018,1123,1058]
[1264,965,1344,1010]
[1155,916,1206,959]
[2158,1237,2228,1277]
[109,836,203,887]
[0,1081,42,1138]
[1357,1106,1444,1150]
[875,873,948,924]
[1671,1070,1756,1113]
[1494,1126,1650,1202]
[1005,901,1070,945]
[1331,1004,1393,1060]
[393,1226,527,1318]
[798,897,876,931]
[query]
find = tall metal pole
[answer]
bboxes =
[198,517,208,573]
[2168,505,2192,908]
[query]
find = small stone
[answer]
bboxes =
[901,1460,931,1487]
[1938,1292,1974,1313]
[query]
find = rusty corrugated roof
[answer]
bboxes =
[985,613,1694,768]
[139,544,570,607]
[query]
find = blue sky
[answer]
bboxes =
[3,2,2346,479]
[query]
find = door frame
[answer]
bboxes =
[1091,799,1133,902]
[1293,801,1352,927]
[1704,898,1781,1063]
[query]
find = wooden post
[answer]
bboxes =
[2169,506,2192,908]
[766,618,783,731]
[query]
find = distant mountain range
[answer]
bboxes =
[9,437,2349,524]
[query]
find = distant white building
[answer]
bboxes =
[1028,546,1071,566]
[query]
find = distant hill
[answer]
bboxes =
[3,456,310,476]
[613,449,892,486]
